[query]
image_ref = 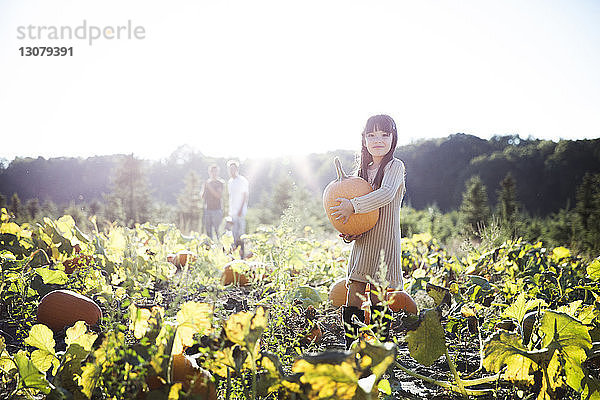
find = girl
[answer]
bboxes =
[329,114,406,349]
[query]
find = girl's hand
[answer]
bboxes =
[339,233,362,243]
[329,197,354,224]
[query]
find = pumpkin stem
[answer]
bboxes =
[334,157,348,181]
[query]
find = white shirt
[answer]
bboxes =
[228,175,249,217]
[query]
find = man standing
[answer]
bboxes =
[201,164,225,240]
[227,160,249,258]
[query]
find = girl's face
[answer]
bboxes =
[364,130,393,158]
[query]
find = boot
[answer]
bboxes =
[370,305,392,342]
[342,306,365,350]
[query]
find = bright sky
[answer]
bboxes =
[1,0,599,162]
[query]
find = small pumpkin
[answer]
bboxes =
[170,250,195,269]
[322,157,379,236]
[328,278,348,308]
[303,322,323,344]
[385,290,418,315]
[37,290,102,332]
[144,354,216,399]
[172,354,216,397]
[221,265,249,286]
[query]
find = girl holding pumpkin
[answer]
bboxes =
[329,114,407,349]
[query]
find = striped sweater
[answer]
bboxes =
[347,158,406,288]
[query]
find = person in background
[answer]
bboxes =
[227,160,249,258]
[201,164,225,240]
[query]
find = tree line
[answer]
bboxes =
[1,134,599,255]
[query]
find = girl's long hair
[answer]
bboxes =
[357,114,398,189]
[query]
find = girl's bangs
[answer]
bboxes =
[363,115,396,134]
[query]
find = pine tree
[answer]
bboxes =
[177,171,202,234]
[459,176,490,236]
[497,173,519,224]
[573,173,600,255]
[10,193,21,221]
[110,154,152,227]
[26,198,41,221]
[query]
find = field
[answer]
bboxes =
[1,209,599,399]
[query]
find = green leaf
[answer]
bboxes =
[292,353,359,399]
[173,302,213,355]
[285,286,323,308]
[377,378,392,395]
[482,331,536,384]
[539,311,591,351]
[14,351,51,394]
[30,349,59,375]
[503,292,547,324]
[224,306,266,355]
[35,267,68,285]
[25,324,56,354]
[25,324,59,374]
[406,309,446,367]
[66,321,98,352]
[539,311,592,392]
[552,246,570,261]
[587,257,600,281]
[468,275,492,291]
[426,283,451,308]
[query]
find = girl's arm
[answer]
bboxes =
[350,159,405,214]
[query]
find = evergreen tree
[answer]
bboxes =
[0,193,6,210]
[459,176,490,236]
[110,154,152,227]
[497,173,518,224]
[573,173,600,255]
[26,198,41,221]
[10,193,21,221]
[177,171,202,233]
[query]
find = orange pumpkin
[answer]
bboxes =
[144,354,216,399]
[386,290,418,314]
[171,250,195,269]
[171,354,216,397]
[328,278,348,308]
[322,157,379,236]
[303,322,324,343]
[37,290,102,332]
[221,265,249,286]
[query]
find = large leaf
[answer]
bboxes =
[587,257,600,281]
[14,351,51,394]
[224,306,267,355]
[285,286,323,308]
[503,292,547,324]
[482,331,536,384]
[539,311,591,392]
[35,267,69,285]
[25,324,59,374]
[66,321,98,352]
[405,309,446,367]
[172,302,213,355]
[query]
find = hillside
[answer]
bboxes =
[1,135,599,216]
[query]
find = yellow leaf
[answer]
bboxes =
[172,302,213,355]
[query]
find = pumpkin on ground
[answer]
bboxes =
[168,250,196,269]
[322,157,379,236]
[37,290,102,332]
[221,264,249,286]
[171,354,217,398]
[143,354,216,399]
[386,290,418,314]
[328,278,348,308]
